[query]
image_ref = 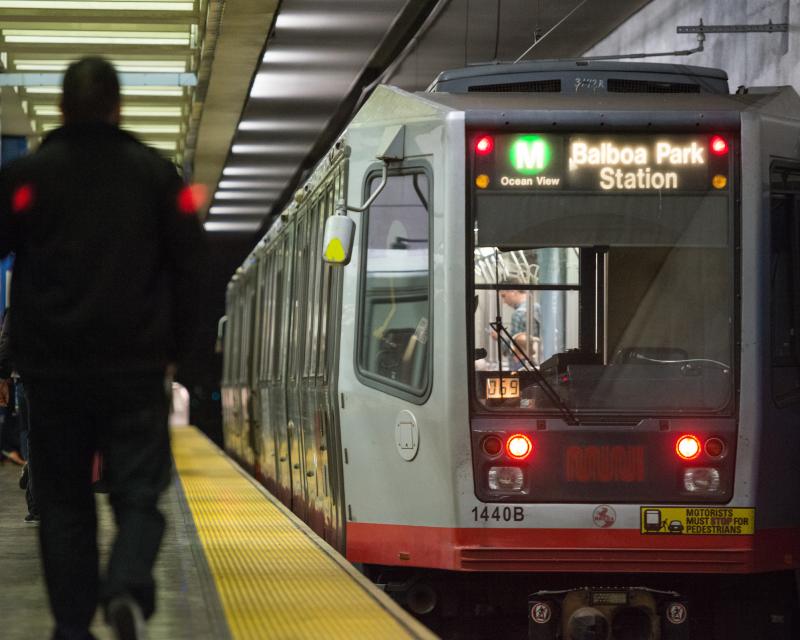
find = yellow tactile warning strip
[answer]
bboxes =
[171,426,437,640]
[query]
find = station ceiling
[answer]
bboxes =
[0,0,653,234]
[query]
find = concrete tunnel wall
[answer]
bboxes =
[584,0,797,92]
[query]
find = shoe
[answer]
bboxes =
[107,596,148,640]
[23,513,40,525]
[2,450,25,466]
[19,463,29,489]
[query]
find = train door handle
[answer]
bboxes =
[279,456,287,462]
[306,470,315,477]
[293,463,300,469]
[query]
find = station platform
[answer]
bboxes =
[0,426,435,640]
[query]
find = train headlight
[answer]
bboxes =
[683,467,721,493]
[488,466,524,491]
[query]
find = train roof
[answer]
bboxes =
[430,60,730,95]
[408,84,800,129]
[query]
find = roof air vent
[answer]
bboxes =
[607,78,701,94]
[468,79,561,93]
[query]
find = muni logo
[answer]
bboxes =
[510,135,552,175]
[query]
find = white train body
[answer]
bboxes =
[222,61,800,636]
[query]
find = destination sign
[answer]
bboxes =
[473,133,729,193]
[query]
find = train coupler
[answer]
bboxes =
[528,586,689,640]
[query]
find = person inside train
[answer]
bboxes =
[510,332,541,370]
[0,57,208,640]
[489,276,541,369]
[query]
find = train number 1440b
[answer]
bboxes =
[472,506,525,522]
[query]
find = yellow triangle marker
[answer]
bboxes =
[324,237,346,263]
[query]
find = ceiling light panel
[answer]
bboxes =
[238,119,324,132]
[209,206,267,215]
[250,70,353,99]
[261,47,365,67]
[215,191,281,200]
[0,1,193,9]
[222,167,297,177]
[23,86,184,96]
[121,123,182,134]
[231,143,309,155]
[218,180,289,190]
[3,31,191,45]
[0,0,201,172]
[13,60,188,73]
[204,221,262,232]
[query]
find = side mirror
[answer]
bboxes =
[322,214,355,266]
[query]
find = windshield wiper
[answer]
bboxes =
[490,320,580,426]
[632,354,731,373]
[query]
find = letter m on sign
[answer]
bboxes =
[514,140,546,171]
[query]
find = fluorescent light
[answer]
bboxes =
[123,87,184,96]
[262,48,364,67]
[204,221,261,232]
[24,86,185,97]
[238,119,323,132]
[122,123,181,134]
[123,106,184,117]
[218,180,287,189]
[3,30,190,46]
[0,1,193,9]
[231,143,308,155]
[216,191,280,200]
[222,166,295,177]
[251,71,351,99]
[209,206,266,215]
[145,140,177,151]
[33,105,184,118]
[274,12,387,31]
[14,59,188,73]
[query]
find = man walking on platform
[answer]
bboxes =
[0,57,208,640]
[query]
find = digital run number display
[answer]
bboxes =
[473,133,729,192]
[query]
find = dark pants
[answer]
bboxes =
[17,381,38,515]
[27,376,171,640]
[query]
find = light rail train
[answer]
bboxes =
[220,60,800,639]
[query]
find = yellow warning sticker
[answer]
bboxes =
[640,507,755,535]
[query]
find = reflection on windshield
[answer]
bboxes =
[474,245,733,414]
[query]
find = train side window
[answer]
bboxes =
[358,170,431,397]
[770,162,800,406]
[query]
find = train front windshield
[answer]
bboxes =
[471,132,735,415]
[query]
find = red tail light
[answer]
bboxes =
[710,135,729,156]
[482,435,503,456]
[705,437,725,458]
[475,135,494,155]
[676,435,701,460]
[506,434,533,460]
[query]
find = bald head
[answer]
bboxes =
[60,57,121,125]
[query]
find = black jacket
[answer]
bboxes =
[0,123,208,378]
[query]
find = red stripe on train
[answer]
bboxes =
[346,523,800,574]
